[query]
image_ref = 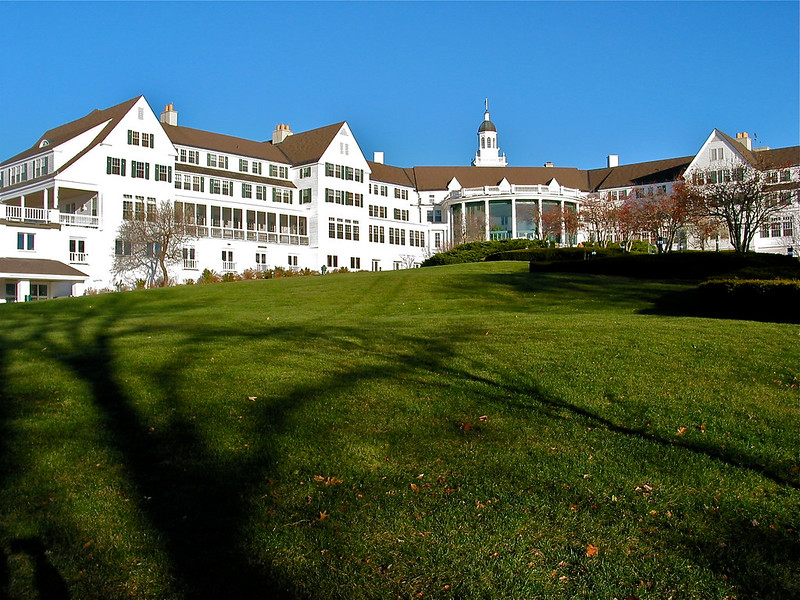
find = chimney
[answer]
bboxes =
[607,154,619,168]
[544,162,554,168]
[373,151,384,164]
[272,123,293,144]
[735,132,752,151]
[160,103,178,126]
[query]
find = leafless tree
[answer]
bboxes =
[113,200,197,287]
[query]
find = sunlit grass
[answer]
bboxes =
[0,262,797,599]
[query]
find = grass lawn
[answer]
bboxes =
[0,262,797,599]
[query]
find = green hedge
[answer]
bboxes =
[697,279,800,323]
[487,246,629,262]
[421,239,548,267]
[529,251,800,281]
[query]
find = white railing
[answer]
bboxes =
[222,261,237,272]
[69,252,88,263]
[449,184,583,200]
[183,259,199,270]
[1,205,50,222]
[60,213,99,228]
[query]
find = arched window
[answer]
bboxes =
[488,138,492,149]
[481,137,485,148]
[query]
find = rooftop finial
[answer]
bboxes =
[485,98,488,112]
[484,98,490,121]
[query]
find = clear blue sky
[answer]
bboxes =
[1,1,797,170]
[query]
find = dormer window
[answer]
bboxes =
[39,139,50,148]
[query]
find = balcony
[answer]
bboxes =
[222,261,237,272]
[60,213,100,228]
[0,204,99,228]
[69,252,88,264]
[183,259,199,270]
[448,183,583,200]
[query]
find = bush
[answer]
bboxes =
[529,251,800,281]
[422,239,549,267]
[488,246,630,263]
[697,279,800,323]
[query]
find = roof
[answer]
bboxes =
[478,120,497,133]
[412,166,590,191]
[164,124,289,163]
[588,155,694,190]
[0,258,89,279]
[754,146,800,169]
[715,129,760,165]
[366,161,415,187]
[270,122,345,166]
[0,97,141,168]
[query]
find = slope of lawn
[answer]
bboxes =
[0,262,797,599]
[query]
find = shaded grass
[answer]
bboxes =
[0,262,798,599]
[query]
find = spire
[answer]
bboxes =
[473,98,506,166]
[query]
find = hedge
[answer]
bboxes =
[529,251,800,281]
[487,246,629,263]
[421,239,548,267]
[696,279,800,323]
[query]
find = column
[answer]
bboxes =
[484,199,490,241]
[511,199,517,239]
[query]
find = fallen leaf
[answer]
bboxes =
[479,415,488,422]
[676,427,688,436]
[318,511,329,521]
[586,543,599,557]
[248,396,257,401]
[410,483,419,492]
[461,422,472,432]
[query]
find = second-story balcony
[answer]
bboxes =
[69,252,89,264]
[448,183,584,201]
[0,204,99,228]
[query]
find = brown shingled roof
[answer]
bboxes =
[1,97,141,168]
[366,161,416,187]
[588,156,693,191]
[271,122,344,166]
[0,257,88,279]
[164,124,289,163]
[754,146,800,169]
[412,166,590,191]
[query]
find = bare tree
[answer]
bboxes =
[113,200,197,287]
[579,193,616,246]
[679,162,792,253]
[635,187,692,253]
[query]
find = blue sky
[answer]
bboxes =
[1,1,797,170]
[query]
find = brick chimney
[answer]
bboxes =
[735,132,752,151]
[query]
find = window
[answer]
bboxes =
[209,179,221,194]
[288,255,298,267]
[123,199,133,220]
[69,239,86,263]
[131,161,149,179]
[107,157,126,176]
[771,217,781,237]
[781,169,792,182]
[17,232,34,250]
[178,149,200,164]
[115,239,132,256]
[710,147,724,161]
[239,159,249,173]
[269,165,289,179]
[299,188,312,204]
[154,164,171,182]
[327,255,338,268]
[193,176,203,192]
[435,232,442,247]
[34,157,48,177]
[256,185,267,200]
[273,188,292,203]
[427,209,442,223]
[300,166,312,178]
[351,257,360,270]
[255,252,267,266]
[208,154,228,169]
[29,284,48,301]
[252,161,262,175]
[242,183,252,198]
[183,247,197,269]
[783,217,794,237]
[137,107,144,120]
[222,180,234,196]
[372,259,380,272]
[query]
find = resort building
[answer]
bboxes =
[0,96,798,301]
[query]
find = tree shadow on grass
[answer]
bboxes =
[0,297,477,599]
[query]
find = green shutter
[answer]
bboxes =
[207,154,211,166]
[131,161,136,178]
[121,159,126,176]
[168,166,172,183]
[200,177,204,192]
[145,163,150,180]
[150,134,155,149]
[154,164,160,181]
[127,130,132,144]
[107,157,112,174]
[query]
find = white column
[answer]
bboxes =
[17,280,30,303]
[537,199,542,239]
[511,199,517,239]
[560,201,565,245]
[484,199,490,240]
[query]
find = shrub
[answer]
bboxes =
[530,251,800,281]
[197,269,221,284]
[488,246,629,263]
[422,239,548,267]
[697,279,800,323]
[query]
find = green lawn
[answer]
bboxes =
[0,262,797,599]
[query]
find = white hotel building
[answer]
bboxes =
[0,96,798,301]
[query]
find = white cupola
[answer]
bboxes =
[472,99,507,167]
